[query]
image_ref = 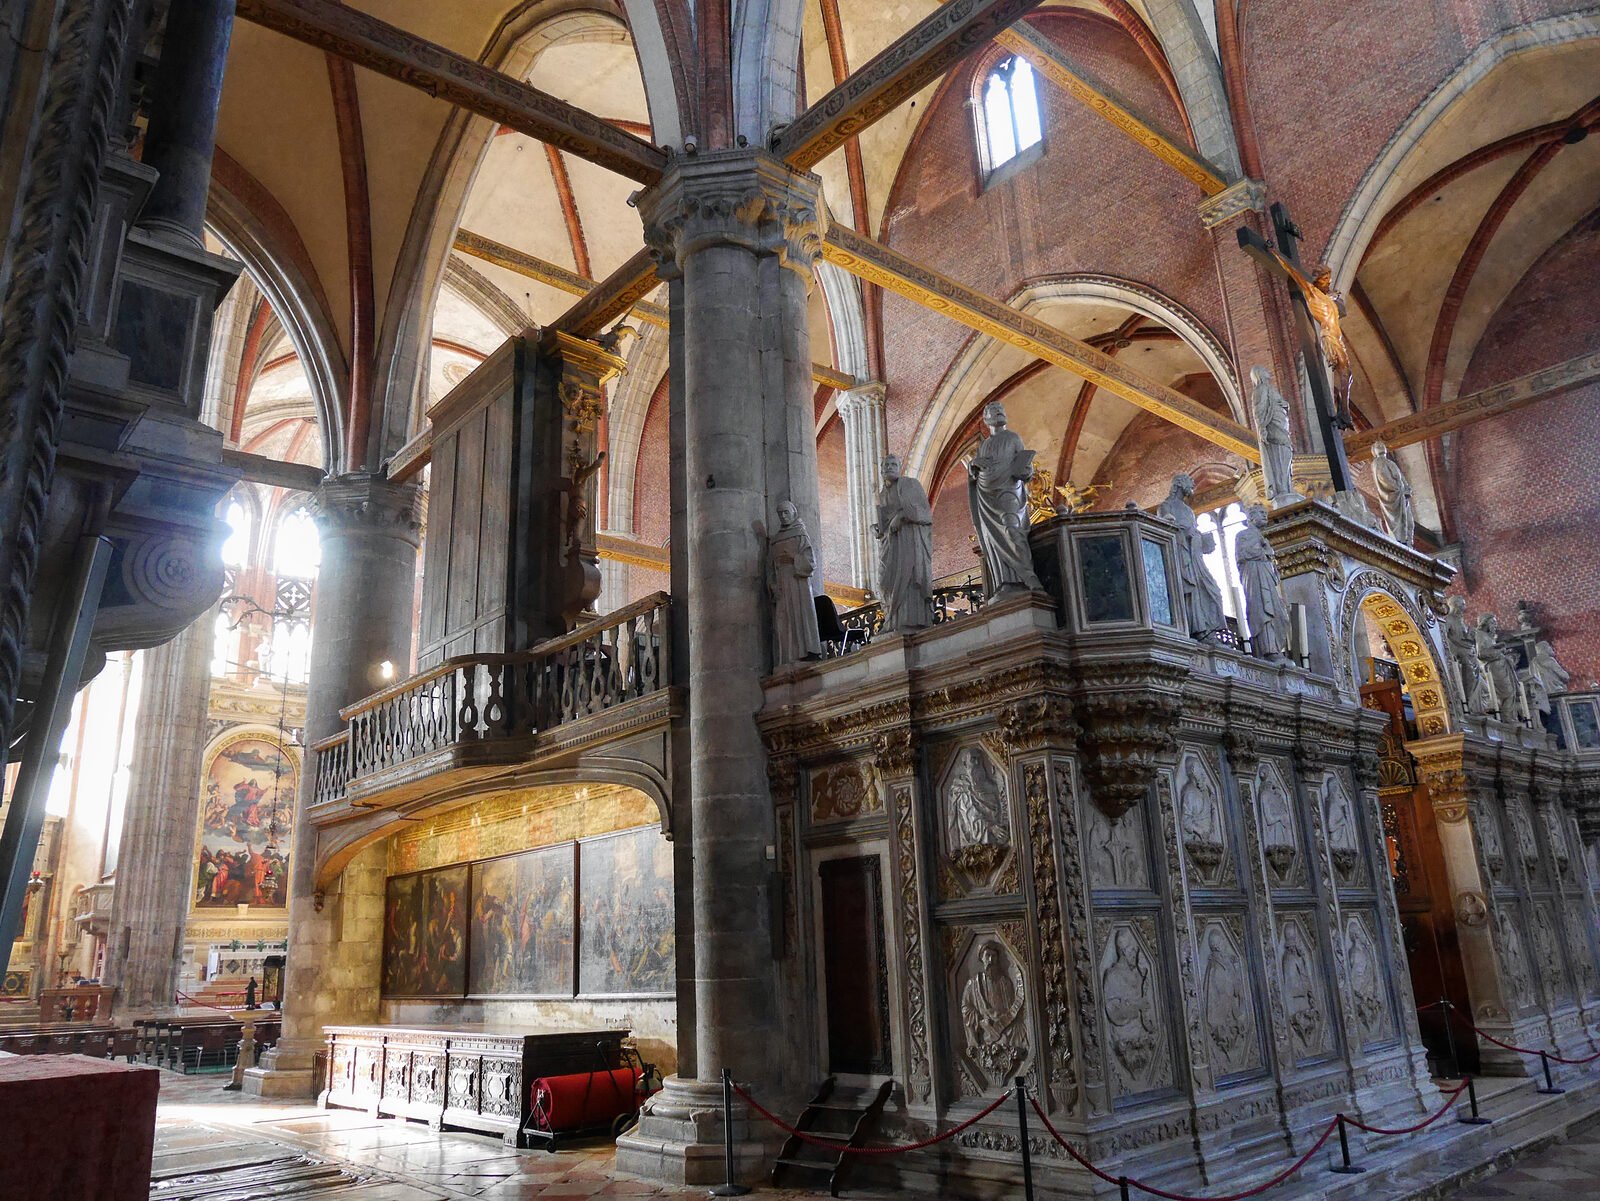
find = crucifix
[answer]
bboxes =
[1238,202,1355,493]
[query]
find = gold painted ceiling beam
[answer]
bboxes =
[1345,350,1600,461]
[455,231,855,389]
[821,224,1261,461]
[993,22,1229,195]
[234,0,668,183]
[773,0,1048,170]
[599,533,868,607]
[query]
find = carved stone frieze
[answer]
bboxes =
[1053,763,1106,1109]
[1256,761,1300,885]
[1342,912,1391,1046]
[940,744,1013,891]
[1278,914,1331,1061]
[1493,907,1531,1012]
[1084,792,1150,890]
[1321,773,1362,882]
[809,759,884,824]
[1178,752,1229,884]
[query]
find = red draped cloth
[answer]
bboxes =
[0,1053,158,1201]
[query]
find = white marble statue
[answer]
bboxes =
[1155,474,1228,640]
[964,401,1042,597]
[1234,503,1290,660]
[873,454,933,632]
[1369,441,1415,545]
[948,748,1009,849]
[1250,366,1298,508]
[1523,639,1572,719]
[1444,597,1482,710]
[768,499,822,665]
[1474,613,1521,724]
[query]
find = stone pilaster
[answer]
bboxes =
[835,381,886,593]
[102,612,213,1015]
[245,474,420,1097]
[618,150,821,1184]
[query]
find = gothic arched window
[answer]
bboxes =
[273,506,320,579]
[979,55,1044,177]
[220,498,251,568]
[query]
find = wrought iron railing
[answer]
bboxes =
[312,592,671,804]
[836,580,987,652]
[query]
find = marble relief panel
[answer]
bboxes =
[1197,916,1262,1078]
[1342,911,1392,1047]
[1505,795,1543,884]
[1177,751,1233,889]
[1530,902,1571,1004]
[1475,798,1507,884]
[1255,761,1302,889]
[1320,773,1363,887]
[1276,912,1333,1063]
[945,926,1032,1099]
[1493,906,1532,1013]
[1084,794,1151,891]
[1096,916,1173,1098]
[809,759,884,825]
[936,743,1016,895]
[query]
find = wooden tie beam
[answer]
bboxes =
[221,448,325,493]
[234,0,668,183]
[993,22,1228,194]
[773,0,1048,170]
[821,224,1260,461]
[1345,350,1600,460]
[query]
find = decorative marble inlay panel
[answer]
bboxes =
[1097,917,1171,1097]
[1277,914,1331,1062]
[1343,912,1391,1046]
[940,745,1013,889]
[810,760,884,824]
[1178,752,1229,886]
[949,930,1031,1099]
[1084,791,1150,891]
[1321,773,1362,884]
[1256,761,1300,887]
[1199,917,1260,1076]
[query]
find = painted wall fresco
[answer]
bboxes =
[469,845,575,997]
[382,865,469,998]
[193,734,296,909]
[579,826,675,997]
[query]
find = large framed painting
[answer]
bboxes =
[382,865,469,998]
[193,733,296,909]
[578,826,675,997]
[469,845,576,997]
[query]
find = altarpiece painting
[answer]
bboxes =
[193,734,295,909]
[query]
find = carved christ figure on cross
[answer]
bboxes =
[1262,252,1355,429]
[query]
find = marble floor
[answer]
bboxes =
[150,1071,1600,1200]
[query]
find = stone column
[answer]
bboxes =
[137,0,235,245]
[102,613,214,1014]
[619,150,821,1184]
[835,382,886,593]
[245,474,420,1097]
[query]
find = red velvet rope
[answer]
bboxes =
[730,1081,1013,1155]
[1424,1000,1600,1066]
[1343,1079,1470,1135]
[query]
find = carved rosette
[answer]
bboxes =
[312,474,423,547]
[637,149,823,282]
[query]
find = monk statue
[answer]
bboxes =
[1369,441,1415,545]
[1258,251,1355,428]
[1250,366,1298,508]
[768,499,823,665]
[964,401,1042,597]
[873,454,933,632]
[1234,504,1290,660]
[1523,639,1571,722]
[1155,474,1228,641]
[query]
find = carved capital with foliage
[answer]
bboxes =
[1000,693,1078,753]
[1077,678,1182,819]
[313,473,423,546]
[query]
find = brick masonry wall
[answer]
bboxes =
[1451,210,1600,684]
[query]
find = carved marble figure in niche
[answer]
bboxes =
[964,402,1042,598]
[947,748,1010,851]
[1494,908,1530,1010]
[1280,920,1325,1058]
[874,455,934,632]
[1344,916,1389,1042]
[1322,775,1360,875]
[1369,441,1415,545]
[1087,803,1147,890]
[1258,773,1298,881]
[1202,925,1256,1074]
[1234,504,1291,659]
[768,500,823,665]
[1251,366,1298,508]
[1477,805,1506,879]
[1155,474,1228,640]
[1542,807,1571,875]
[1102,927,1162,1092]
[1178,757,1225,872]
[1508,800,1540,871]
[1444,597,1482,711]
[1523,640,1571,722]
[1474,614,1522,724]
[958,939,1027,1090]
[1531,905,1567,998]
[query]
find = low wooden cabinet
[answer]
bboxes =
[321,1025,628,1146]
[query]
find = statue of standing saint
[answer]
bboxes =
[1445,596,1482,711]
[965,402,1042,597]
[873,455,933,632]
[1251,367,1298,508]
[1369,441,1415,545]
[768,500,823,665]
[1234,504,1290,659]
[1474,613,1521,724]
[1155,474,1228,641]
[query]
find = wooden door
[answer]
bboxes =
[818,856,893,1076]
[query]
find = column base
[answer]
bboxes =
[242,1037,319,1099]
[615,1076,786,1187]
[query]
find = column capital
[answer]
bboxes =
[1198,177,1267,230]
[637,148,823,281]
[836,380,887,416]
[312,473,422,546]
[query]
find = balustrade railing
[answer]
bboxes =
[837,580,987,653]
[313,593,671,805]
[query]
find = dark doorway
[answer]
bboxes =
[1363,670,1478,1073]
[819,856,893,1076]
